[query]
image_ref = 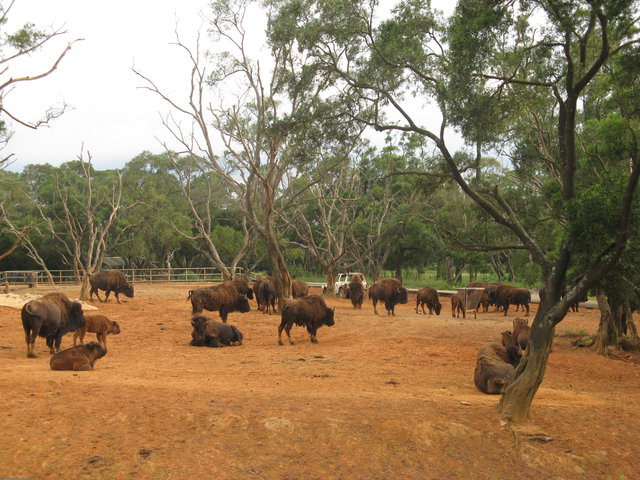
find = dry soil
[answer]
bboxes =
[0,283,639,480]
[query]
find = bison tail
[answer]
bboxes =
[187,290,193,301]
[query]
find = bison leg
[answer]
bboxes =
[114,292,122,304]
[98,333,107,348]
[219,309,228,323]
[103,290,112,303]
[372,299,379,315]
[278,321,294,345]
[73,362,93,371]
[307,326,318,344]
[24,327,39,358]
[73,329,85,346]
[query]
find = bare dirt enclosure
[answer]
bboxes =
[0,284,639,480]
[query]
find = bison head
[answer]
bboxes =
[86,341,108,359]
[397,286,408,304]
[324,307,335,327]
[110,321,122,335]
[68,301,86,330]
[505,344,521,366]
[190,315,209,346]
[123,283,134,299]
[434,301,442,315]
[237,294,251,313]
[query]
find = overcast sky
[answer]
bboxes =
[4,0,455,173]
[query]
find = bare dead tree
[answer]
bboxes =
[134,0,359,306]
[32,148,124,299]
[0,2,83,168]
[168,154,257,279]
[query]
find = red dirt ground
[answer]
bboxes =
[0,283,639,480]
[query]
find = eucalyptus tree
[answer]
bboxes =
[30,151,126,299]
[0,1,80,168]
[269,0,640,422]
[134,0,364,305]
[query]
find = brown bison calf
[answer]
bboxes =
[512,317,530,350]
[278,295,335,345]
[474,342,521,394]
[451,292,465,318]
[50,342,107,371]
[74,314,121,348]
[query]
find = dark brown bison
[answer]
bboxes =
[494,284,531,316]
[21,292,86,358]
[74,314,121,348]
[345,275,365,309]
[278,295,335,345]
[415,287,442,315]
[256,276,277,314]
[89,270,134,304]
[50,342,107,371]
[189,315,243,347]
[368,278,408,316]
[26,271,37,288]
[187,284,250,322]
[473,342,521,394]
[292,280,309,298]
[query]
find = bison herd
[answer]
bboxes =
[17,271,576,395]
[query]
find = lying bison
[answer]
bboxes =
[368,278,408,316]
[474,342,521,394]
[190,315,243,347]
[89,270,134,304]
[50,342,107,371]
[74,314,121,348]
[416,287,442,315]
[278,295,335,345]
[345,275,365,309]
[188,284,250,322]
[21,292,85,358]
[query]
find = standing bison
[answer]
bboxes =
[21,292,86,358]
[415,287,442,315]
[473,342,521,394]
[187,284,250,322]
[494,284,531,316]
[89,270,134,304]
[256,276,277,314]
[345,275,365,309]
[368,278,408,316]
[74,314,121,349]
[190,315,243,347]
[292,280,309,298]
[278,295,335,345]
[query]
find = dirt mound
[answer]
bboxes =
[0,283,638,479]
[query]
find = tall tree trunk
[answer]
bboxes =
[593,289,616,355]
[500,311,555,422]
[79,274,91,301]
[325,271,336,296]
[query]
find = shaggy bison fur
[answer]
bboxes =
[278,295,335,345]
[474,342,521,394]
[89,270,134,304]
[292,280,309,298]
[187,284,250,322]
[368,278,408,316]
[415,287,442,315]
[345,275,365,309]
[189,315,243,347]
[21,292,85,358]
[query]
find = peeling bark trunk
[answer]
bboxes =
[500,312,555,422]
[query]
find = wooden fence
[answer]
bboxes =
[1,267,244,286]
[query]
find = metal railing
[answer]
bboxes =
[1,267,244,285]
